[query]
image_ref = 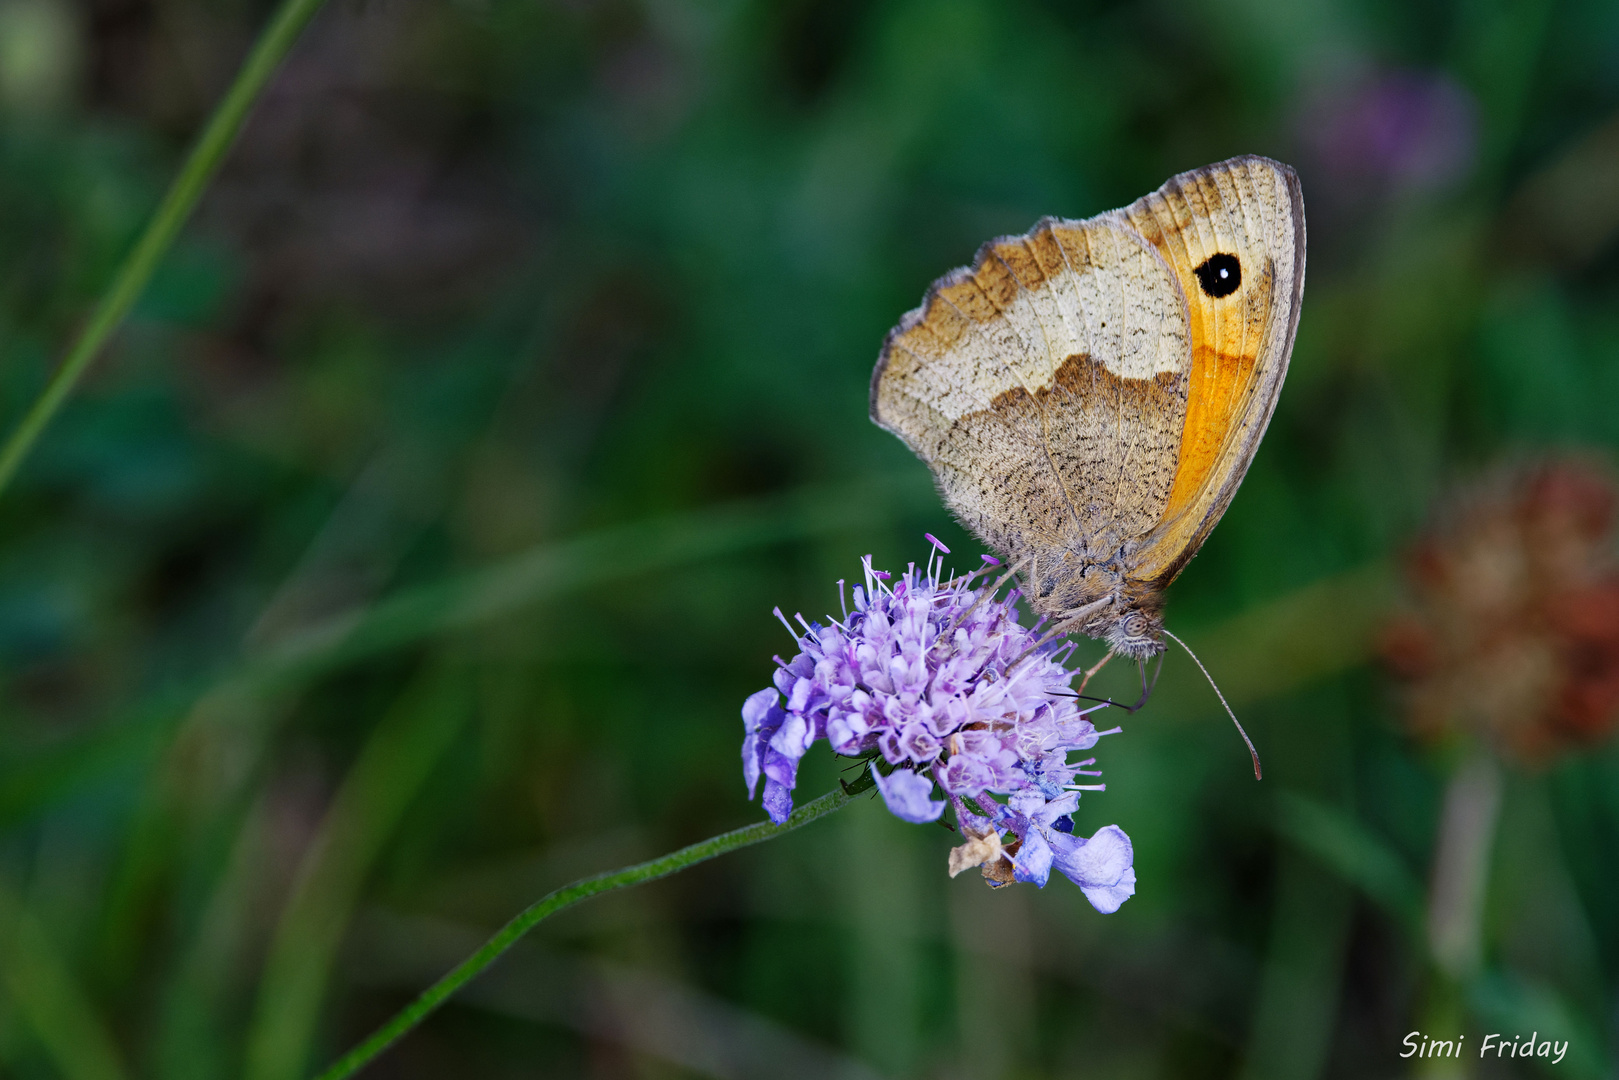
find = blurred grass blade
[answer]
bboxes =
[349,915,890,1080]
[1502,108,1619,266]
[156,792,280,1080]
[1468,970,1611,1080]
[1237,854,1352,1080]
[0,884,130,1080]
[0,699,176,830]
[243,668,471,1080]
[0,0,330,499]
[1427,751,1502,978]
[1181,562,1398,708]
[486,954,891,1080]
[0,475,929,1020]
[1274,790,1424,930]
[93,690,287,990]
[236,474,926,695]
[312,789,854,1080]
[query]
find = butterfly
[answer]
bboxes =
[871,155,1305,661]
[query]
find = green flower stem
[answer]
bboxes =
[311,788,854,1080]
[0,0,330,499]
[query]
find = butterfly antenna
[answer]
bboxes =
[1161,628,1262,780]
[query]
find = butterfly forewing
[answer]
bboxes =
[1127,157,1304,586]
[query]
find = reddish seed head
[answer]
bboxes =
[1382,458,1619,763]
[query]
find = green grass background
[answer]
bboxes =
[0,0,1614,1076]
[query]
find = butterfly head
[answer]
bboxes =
[1104,608,1165,660]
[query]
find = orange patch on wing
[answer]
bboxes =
[1159,343,1259,524]
[905,293,971,355]
[937,277,998,323]
[972,249,1022,307]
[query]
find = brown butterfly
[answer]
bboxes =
[871,155,1306,661]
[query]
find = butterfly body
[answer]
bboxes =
[870,155,1306,658]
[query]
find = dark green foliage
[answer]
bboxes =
[0,0,1615,1076]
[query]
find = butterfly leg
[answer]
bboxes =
[1009,595,1114,670]
[1117,652,1165,712]
[1076,646,1118,695]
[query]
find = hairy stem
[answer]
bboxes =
[311,788,853,1080]
[0,0,330,499]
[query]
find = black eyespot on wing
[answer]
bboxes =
[1194,253,1241,298]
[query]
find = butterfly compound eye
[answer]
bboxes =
[1194,253,1241,298]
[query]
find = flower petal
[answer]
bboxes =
[1011,830,1053,887]
[742,688,782,734]
[1050,825,1135,912]
[741,689,784,798]
[741,733,761,798]
[1081,867,1136,914]
[872,766,946,823]
[762,779,794,825]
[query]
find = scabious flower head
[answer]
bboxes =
[741,537,1135,913]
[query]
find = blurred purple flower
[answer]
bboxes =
[740,540,1133,912]
[1307,70,1477,192]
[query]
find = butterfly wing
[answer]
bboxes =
[869,155,1303,605]
[1121,155,1306,587]
[869,213,1193,571]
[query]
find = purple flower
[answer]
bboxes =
[1305,69,1477,193]
[739,540,1134,911]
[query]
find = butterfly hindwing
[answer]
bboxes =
[871,216,1191,576]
